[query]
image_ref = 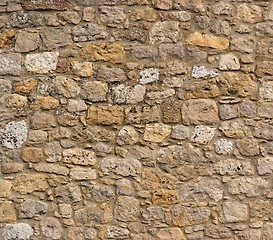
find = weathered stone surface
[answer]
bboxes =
[25,52,59,74]
[81,81,108,102]
[63,148,96,166]
[263,223,273,239]
[87,105,124,125]
[31,96,59,110]
[2,223,33,240]
[126,105,161,124]
[99,6,126,27]
[190,125,215,144]
[214,159,254,176]
[0,53,21,75]
[156,228,186,240]
[236,138,260,156]
[152,0,173,10]
[41,217,62,240]
[58,11,81,24]
[191,65,218,79]
[0,29,16,49]
[259,81,273,101]
[83,7,95,21]
[81,42,125,64]
[204,224,233,239]
[114,196,140,221]
[0,180,12,198]
[230,36,255,53]
[70,167,97,180]
[254,122,273,140]
[13,78,37,94]
[15,31,40,52]
[71,61,92,77]
[30,112,57,129]
[55,183,82,203]
[33,163,69,175]
[1,163,24,174]
[181,99,219,125]
[0,120,28,149]
[186,32,229,49]
[112,84,146,104]
[18,199,48,218]
[97,66,127,82]
[100,157,141,177]
[4,94,28,109]
[171,125,189,140]
[72,23,108,42]
[67,99,87,112]
[219,104,238,120]
[214,139,233,155]
[219,53,240,70]
[21,147,44,163]
[53,75,80,98]
[257,156,273,175]
[143,123,171,142]
[237,3,263,24]
[219,120,246,139]
[139,68,160,84]
[174,0,205,12]
[210,20,231,36]
[116,126,139,145]
[220,201,248,223]
[10,11,44,28]
[22,0,70,10]
[13,174,48,194]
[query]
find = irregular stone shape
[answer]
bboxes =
[186,32,229,49]
[256,62,273,77]
[143,123,171,142]
[227,177,269,197]
[40,28,72,50]
[236,138,260,156]
[190,125,215,144]
[55,183,82,203]
[219,53,240,70]
[97,66,127,82]
[178,178,223,202]
[10,11,44,28]
[159,43,185,60]
[132,46,158,60]
[3,223,33,240]
[116,126,139,145]
[13,174,48,194]
[1,120,28,149]
[81,42,125,64]
[81,81,108,102]
[259,81,273,100]
[191,65,218,79]
[1,163,24,174]
[70,167,97,180]
[99,6,126,27]
[214,139,233,155]
[237,3,262,24]
[142,168,177,190]
[73,23,108,42]
[126,105,161,124]
[214,159,254,176]
[162,98,182,123]
[25,52,59,74]
[58,113,78,127]
[30,112,57,129]
[204,224,233,239]
[254,122,273,140]
[0,180,12,198]
[0,79,12,97]
[22,0,70,10]
[240,100,257,118]
[172,204,210,227]
[263,223,273,239]
[171,125,189,140]
[220,201,248,223]
[258,102,273,119]
[170,10,191,22]
[84,184,115,202]
[139,68,160,84]
[53,75,80,98]
[130,6,157,21]
[219,104,238,120]
[83,7,95,21]
[257,156,273,175]
[100,225,130,239]
[87,106,124,125]
[71,61,92,77]
[18,199,48,218]
[112,84,145,104]
[210,20,231,36]
[150,21,180,44]
[219,120,246,139]
[147,89,175,100]
[218,72,258,97]
[152,0,172,10]
[15,31,40,53]
[21,147,44,163]
[0,29,16,49]
[114,196,140,222]
[156,228,186,240]
[4,94,28,109]
[181,99,219,125]
[67,99,87,112]
[63,148,96,166]
[31,96,59,110]
[230,36,255,53]
[0,53,21,75]
[174,0,205,12]
[41,217,62,240]
[0,201,16,222]
[100,157,141,177]
[58,11,81,24]
[13,78,37,94]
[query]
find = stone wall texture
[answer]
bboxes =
[0,0,273,239]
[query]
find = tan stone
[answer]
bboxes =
[13,78,37,93]
[70,167,97,180]
[81,81,108,102]
[237,3,263,23]
[31,96,59,110]
[181,99,219,125]
[0,180,12,198]
[152,0,173,10]
[186,32,229,49]
[21,147,44,163]
[156,228,186,240]
[0,29,16,48]
[5,94,28,108]
[15,31,40,52]
[143,123,171,142]
[81,42,125,64]
[174,0,205,12]
[254,122,273,140]
[63,148,96,166]
[87,105,124,125]
[220,201,248,223]
[13,174,48,194]
[57,113,78,127]
[71,61,93,77]
[53,75,80,98]
[152,190,177,205]
[114,196,140,222]
[1,163,24,174]
[30,112,57,129]
[33,163,69,175]
[0,201,16,222]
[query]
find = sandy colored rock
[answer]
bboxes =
[53,75,80,98]
[220,201,248,223]
[81,42,125,64]
[21,147,44,163]
[1,163,24,174]
[30,112,57,129]
[0,180,12,198]
[70,167,97,180]
[116,126,139,145]
[257,156,273,175]
[63,148,96,166]
[33,163,69,176]
[114,196,140,222]
[186,32,229,49]
[97,65,127,82]
[18,199,48,218]
[0,29,16,48]
[156,228,186,240]
[152,0,173,10]
[22,0,70,10]
[0,53,22,75]
[2,223,34,240]
[81,81,108,102]
[31,96,59,110]
[143,123,171,142]
[0,202,17,222]
[13,78,37,93]
[41,217,63,240]
[15,31,40,52]
[71,61,93,77]
[191,125,215,144]
[5,94,28,109]
[152,190,177,205]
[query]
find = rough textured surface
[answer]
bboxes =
[0,1,272,239]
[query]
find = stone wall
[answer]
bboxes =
[0,0,273,239]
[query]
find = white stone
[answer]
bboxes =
[25,52,59,74]
[3,223,33,240]
[67,99,87,112]
[191,125,215,144]
[1,120,28,149]
[259,81,273,101]
[112,84,146,104]
[257,156,273,175]
[214,138,233,155]
[191,65,218,79]
[139,68,159,84]
[219,53,240,70]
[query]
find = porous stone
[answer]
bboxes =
[63,148,96,166]
[259,81,273,101]
[191,65,218,79]
[139,68,159,84]
[112,84,146,104]
[71,61,93,77]
[114,196,140,222]
[236,138,260,156]
[81,81,108,102]
[0,29,16,49]
[0,53,22,75]
[97,66,127,82]
[21,147,44,163]
[171,125,190,140]
[190,125,215,144]
[58,11,81,24]
[67,99,87,112]
[2,223,33,240]
[214,159,254,176]
[22,0,70,10]
[18,199,48,218]
[55,183,82,203]
[0,180,12,198]
[15,31,40,52]
[230,36,255,53]
[53,75,80,98]
[99,6,126,27]
[33,163,69,175]
[25,52,59,74]
[237,3,263,24]
[30,112,57,129]
[254,122,273,140]
[31,96,59,110]
[219,53,240,70]
[143,123,171,142]
[173,0,205,12]
[220,201,248,223]
[83,7,95,21]
[0,120,28,149]
[72,23,108,42]
[156,228,186,240]
[214,139,233,155]
[70,167,97,180]
[116,126,139,145]
[13,78,37,94]
[152,0,173,10]
[257,156,273,175]
[181,99,219,125]
[41,217,62,240]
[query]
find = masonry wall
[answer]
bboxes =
[0,0,273,239]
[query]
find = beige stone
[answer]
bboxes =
[1,163,24,174]
[0,201,16,222]
[21,147,44,163]
[30,112,57,129]
[31,96,59,110]
[81,81,108,102]
[33,163,69,175]
[5,94,28,108]
[63,148,96,166]
[220,201,248,223]
[0,180,12,198]
[114,196,140,222]
[237,3,263,23]
[70,167,97,180]
[15,31,40,52]
[152,190,177,205]
[0,29,16,49]
[13,78,37,93]
[186,32,229,49]
[53,75,80,98]
[152,0,173,10]
[156,228,186,240]
[143,123,171,142]
[71,61,93,77]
